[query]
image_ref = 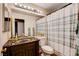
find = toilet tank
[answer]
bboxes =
[35,36,47,46]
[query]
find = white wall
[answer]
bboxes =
[0,4,10,53]
[0,4,39,53]
[0,3,2,53]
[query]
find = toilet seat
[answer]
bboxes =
[41,45,54,54]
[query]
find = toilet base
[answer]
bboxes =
[39,46,56,56]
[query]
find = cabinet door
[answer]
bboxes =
[10,45,26,56]
[35,41,39,56]
[27,42,35,56]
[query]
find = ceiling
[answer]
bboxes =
[33,3,59,9]
[33,3,69,14]
[8,3,70,17]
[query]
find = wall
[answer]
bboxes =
[0,4,10,53]
[0,4,2,51]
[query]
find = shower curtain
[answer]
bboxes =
[36,3,78,56]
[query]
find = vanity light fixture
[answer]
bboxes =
[14,3,42,14]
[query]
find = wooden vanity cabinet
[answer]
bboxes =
[3,40,39,56]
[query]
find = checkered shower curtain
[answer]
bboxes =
[36,4,78,56]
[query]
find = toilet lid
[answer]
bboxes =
[41,45,53,54]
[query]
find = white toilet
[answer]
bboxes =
[35,36,54,55]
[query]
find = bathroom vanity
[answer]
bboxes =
[2,36,39,56]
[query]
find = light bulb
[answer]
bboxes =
[27,6,31,9]
[24,6,27,8]
[19,4,22,7]
[37,10,40,13]
[14,3,18,6]
[31,8,34,10]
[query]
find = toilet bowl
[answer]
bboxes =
[41,45,54,55]
[35,36,54,55]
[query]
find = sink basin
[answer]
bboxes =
[17,39,29,43]
[10,36,35,45]
[11,39,29,45]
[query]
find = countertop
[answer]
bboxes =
[3,36,39,48]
